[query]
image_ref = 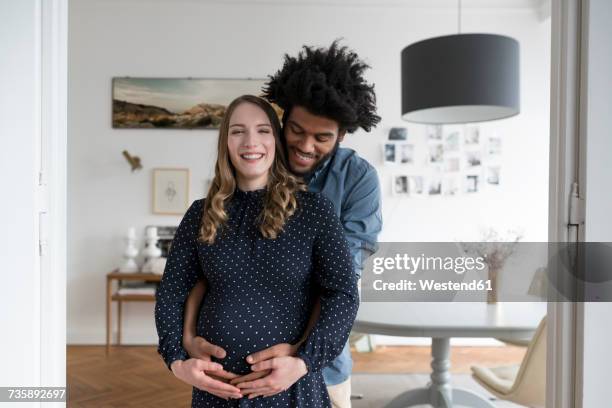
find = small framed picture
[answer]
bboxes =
[426,125,443,141]
[444,157,461,172]
[428,176,442,195]
[465,174,479,193]
[464,125,480,145]
[444,128,461,152]
[465,151,482,167]
[389,127,408,141]
[153,168,190,215]
[398,143,415,164]
[442,177,460,196]
[383,143,397,164]
[487,166,501,185]
[429,144,444,163]
[393,175,424,197]
[488,136,502,155]
[149,225,178,256]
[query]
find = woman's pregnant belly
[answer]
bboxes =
[197,294,309,374]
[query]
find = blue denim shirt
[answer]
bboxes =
[305,147,382,386]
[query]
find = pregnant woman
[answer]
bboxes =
[154,94,359,407]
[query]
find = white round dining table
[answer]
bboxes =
[353,302,547,408]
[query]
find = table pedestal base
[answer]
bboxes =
[385,338,496,408]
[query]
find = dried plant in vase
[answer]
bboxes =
[461,229,523,303]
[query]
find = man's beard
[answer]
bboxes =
[288,139,340,180]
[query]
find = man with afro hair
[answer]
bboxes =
[245,40,383,407]
[179,41,382,406]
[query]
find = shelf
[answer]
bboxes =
[107,269,162,281]
[111,293,156,302]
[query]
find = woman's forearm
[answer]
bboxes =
[154,200,205,370]
[295,195,360,373]
[183,279,207,339]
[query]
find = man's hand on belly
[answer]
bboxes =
[228,343,298,387]
[184,335,227,361]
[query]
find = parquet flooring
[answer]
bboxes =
[67,345,525,407]
[67,346,191,407]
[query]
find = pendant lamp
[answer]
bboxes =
[401,1,520,124]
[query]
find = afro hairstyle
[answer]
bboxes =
[262,40,381,134]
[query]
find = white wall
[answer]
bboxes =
[0,0,42,392]
[581,0,612,406]
[68,0,550,345]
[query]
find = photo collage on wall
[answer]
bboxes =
[383,125,502,197]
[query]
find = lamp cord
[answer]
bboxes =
[458,0,462,34]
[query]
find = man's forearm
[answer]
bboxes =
[298,298,321,345]
[183,279,207,340]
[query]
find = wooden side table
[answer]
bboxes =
[106,269,162,354]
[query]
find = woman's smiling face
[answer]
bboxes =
[227,102,276,190]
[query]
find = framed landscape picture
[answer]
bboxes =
[112,77,269,129]
[152,168,190,215]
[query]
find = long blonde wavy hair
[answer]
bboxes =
[199,95,305,244]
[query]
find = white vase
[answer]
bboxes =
[118,227,139,273]
[142,227,162,273]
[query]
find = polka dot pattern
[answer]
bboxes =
[155,188,359,407]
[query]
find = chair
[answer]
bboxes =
[471,316,547,408]
[495,336,531,347]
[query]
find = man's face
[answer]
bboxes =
[284,106,345,175]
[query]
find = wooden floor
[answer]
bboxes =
[67,345,525,407]
[352,344,526,374]
[67,346,192,407]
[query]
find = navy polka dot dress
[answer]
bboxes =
[155,188,359,407]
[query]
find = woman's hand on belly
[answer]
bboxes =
[170,359,243,400]
[234,356,308,399]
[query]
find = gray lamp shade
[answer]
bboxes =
[401,34,520,124]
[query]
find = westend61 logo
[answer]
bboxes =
[372,253,487,275]
[361,242,612,302]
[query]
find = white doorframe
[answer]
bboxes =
[548,0,586,407]
[40,0,68,390]
[42,0,588,405]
